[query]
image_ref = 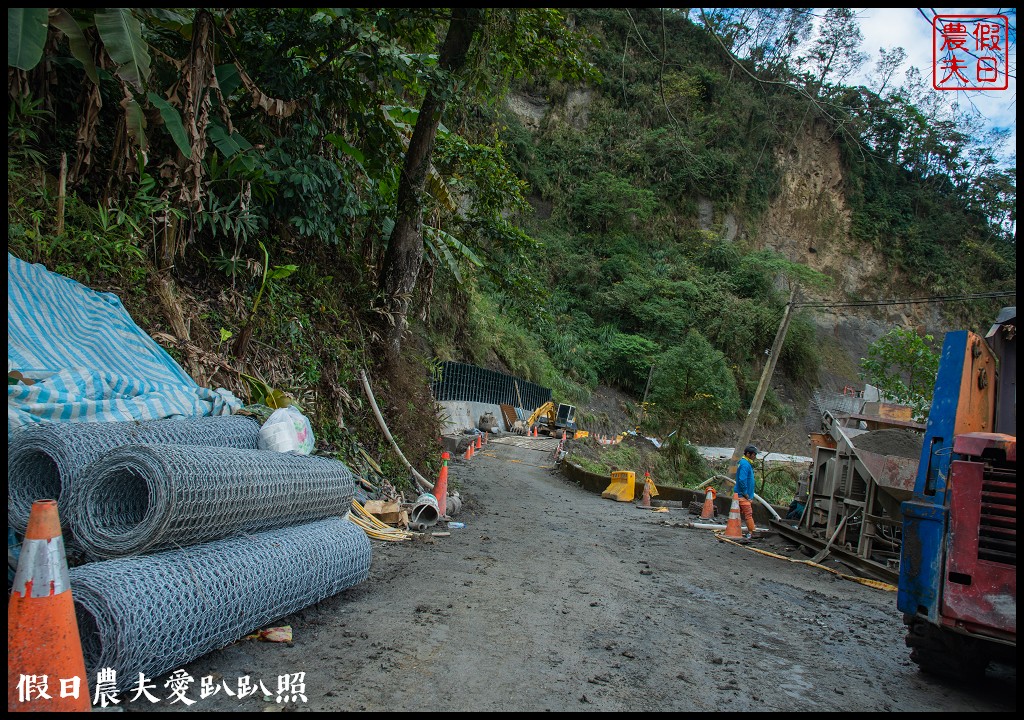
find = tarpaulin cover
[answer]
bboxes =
[7,253,242,436]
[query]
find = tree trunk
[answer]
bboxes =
[378,8,483,362]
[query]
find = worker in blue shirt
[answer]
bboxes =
[735,445,759,538]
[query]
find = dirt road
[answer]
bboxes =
[144,437,1015,712]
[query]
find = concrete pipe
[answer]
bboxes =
[445,493,463,517]
[410,493,440,528]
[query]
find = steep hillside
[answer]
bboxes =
[488,8,1012,460]
[7,8,1014,480]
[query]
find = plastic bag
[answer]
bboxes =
[258,406,315,454]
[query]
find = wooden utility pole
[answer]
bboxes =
[727,285,798,478]
[638,363,655,429]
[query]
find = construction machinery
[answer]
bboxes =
[772,308,1016,679]
[775,404,925,583]
[512,401,585,439]
[897,307,1016,678]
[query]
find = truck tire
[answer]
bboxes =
[903,614,990,680]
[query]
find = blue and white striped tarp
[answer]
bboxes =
[8,254,242,436]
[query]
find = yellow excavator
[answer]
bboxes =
[512,401,588,439]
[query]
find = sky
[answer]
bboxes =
[851,7,1016,163]
[690,8,1016,166]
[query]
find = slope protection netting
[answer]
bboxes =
[7,415,261,534]
[70,517,371,692]
[70,444,358,558]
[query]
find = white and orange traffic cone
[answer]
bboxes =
[464,441,473,460]
[475,434,482,450]
[433,452,449,517]
[722,493,744,539]
[700,486,718,520]
[638,471,653,508]
[8,499,91,712]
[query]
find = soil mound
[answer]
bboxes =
[852,428,923,459]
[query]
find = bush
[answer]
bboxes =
[647,330,740,432]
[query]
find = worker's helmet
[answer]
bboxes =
[744,445,758,456]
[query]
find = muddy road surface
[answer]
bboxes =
[145,437,1015,712]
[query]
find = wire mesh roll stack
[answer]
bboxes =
[7,415,261,534]
[70,517,371,691]
[71,444,358,558]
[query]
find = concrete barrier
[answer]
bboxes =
[560,461,786,523]
[437,400,509,436]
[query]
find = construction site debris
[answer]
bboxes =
[849,428,923,459]
[350,500,415,541]
[363,499,405,526]
[244,626,292,643]
[257,406,314,454]
[409,493,440,530]
[445,492,463,517]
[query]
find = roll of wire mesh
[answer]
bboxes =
[70,444,357,558]
[7,415,261,535]
[70,517,371,691]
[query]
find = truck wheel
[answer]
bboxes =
[903,614,990,680]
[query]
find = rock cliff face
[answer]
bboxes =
[748,119,946,388]
[507,90,950,392]
[754,119,942,325]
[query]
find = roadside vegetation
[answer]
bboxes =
[8,8,1014,496]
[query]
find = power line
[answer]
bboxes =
[794,291,1015,309]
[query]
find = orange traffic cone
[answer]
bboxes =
[8,499,91,712]
[433,452,449,516]
[475,434,482,450]
[700,486,718,520]
[723,494,744,539]
[464,441,473,460]
[639,471,653,508]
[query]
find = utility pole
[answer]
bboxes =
[727,285,798,478]
[637,363,655,429]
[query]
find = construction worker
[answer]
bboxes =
[735,444,759,539]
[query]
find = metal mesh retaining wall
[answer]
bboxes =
[806,390,865,431]
[70,444,357,559]
[8,415,261,534]
[70,517,371,691]
[430,361,551,410]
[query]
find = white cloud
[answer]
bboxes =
[853,8,1016,161]
[688,8,1016,162]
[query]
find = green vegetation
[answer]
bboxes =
[565,436,798,505]
[859,328,941,421]
[7,8,1014,491]
[567,437,712,490]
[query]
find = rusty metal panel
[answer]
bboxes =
[943,459,1017,636]
[862,401,915,422]
[498,403,518,431]
[855,449,919,500]
[809,432,836,451]
[954,333,997,437]
[953,432,1017,462]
